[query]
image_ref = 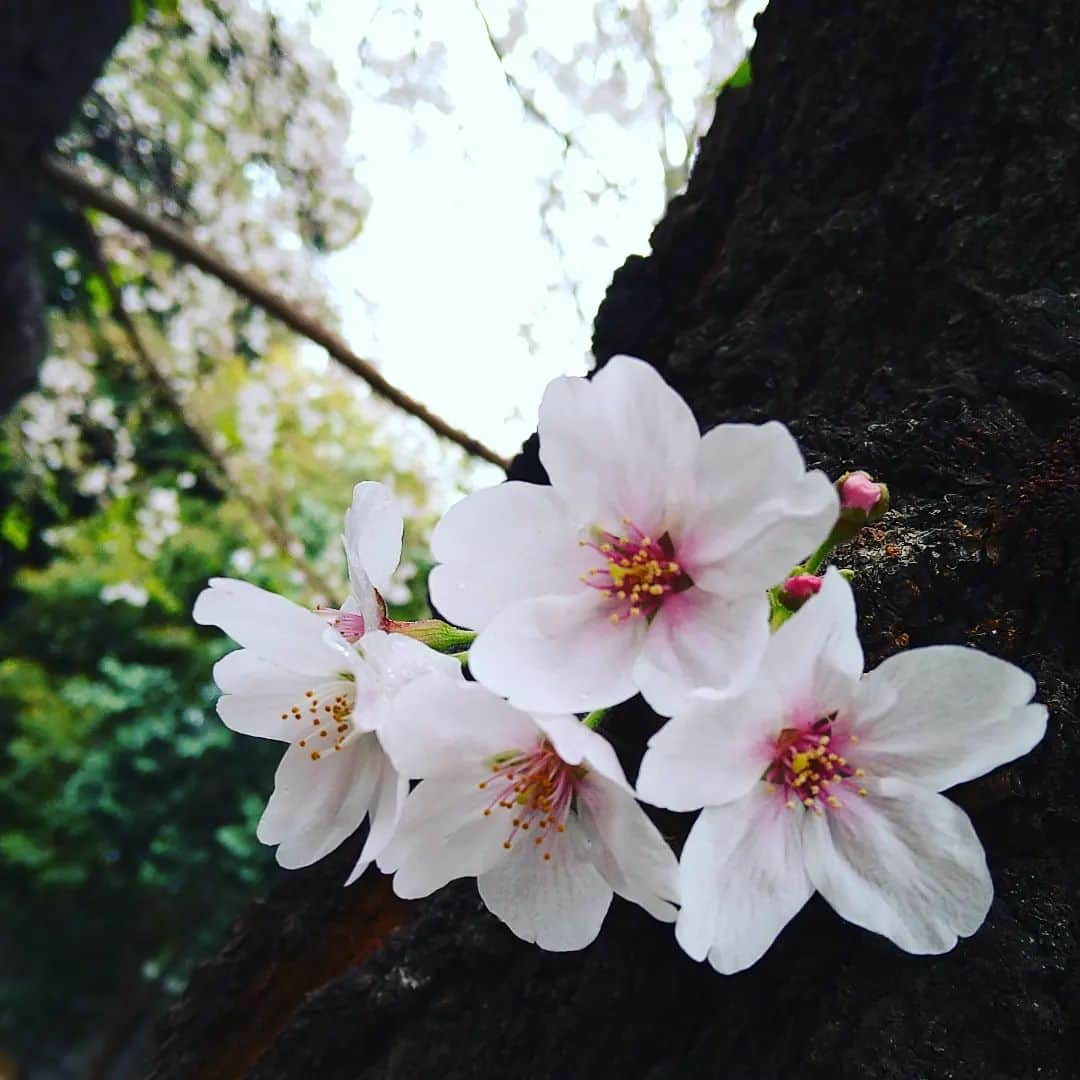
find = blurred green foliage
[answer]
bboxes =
[0,14,448,1067]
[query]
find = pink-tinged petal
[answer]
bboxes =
[678,422,838,592]
[802,777,993,954]
[533,714,630,791]
[477,829,612,951]
[576,774,679,922]
[429,481,592,630]
[632,588,769,716]
[340,576,381,634]
[676,788,812,973]
[257,736,382,869]
[194,578,338,677]
[344,480,402,593]
[537,355,699,535]
[839,471,882,513]
[635,686,781,811]
[380,777,515,897]
[764,568,863,714]
[378,676,539,780]
[345,760,408,885]
[852,646,1047,792]
[469,592,646,714]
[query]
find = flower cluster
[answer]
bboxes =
[196,355,1046,964]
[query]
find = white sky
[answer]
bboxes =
[272,1,765,459]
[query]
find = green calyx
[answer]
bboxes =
[386,618,477,654]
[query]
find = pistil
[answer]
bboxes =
[766,713,867,813]
[477,741,585,859]
[579,518,691,623]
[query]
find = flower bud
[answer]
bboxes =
[829,471,891,541]
[779,573,823,611]
[839,471,883,514]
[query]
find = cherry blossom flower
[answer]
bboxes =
[377,676,680,951]
[317,480,404,641]
[429,355,838,715]
[194,577,462,884]
[636,568,1047,973]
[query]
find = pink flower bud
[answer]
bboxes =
[839,471,883,513]
[783,573,823,600]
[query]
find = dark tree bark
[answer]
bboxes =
[0,0,130,412]
[152,1,1080,1076]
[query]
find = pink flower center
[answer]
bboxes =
[477,740,586,860]
[579,518,692,623]
[279,680,356,761]
[764,713,868,813]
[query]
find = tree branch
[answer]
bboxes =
[44,154,511,472]
[82,215,340,602]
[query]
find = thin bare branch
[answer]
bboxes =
[82,215,339,602]
[44,154,511,472]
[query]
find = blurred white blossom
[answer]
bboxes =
[100,582,150,607]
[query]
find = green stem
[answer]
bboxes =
[802,535,836,576]
[582,709,607,730]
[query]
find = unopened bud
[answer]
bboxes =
[839,471,883,513]
[830,470,890,541]
[779,573,823,611]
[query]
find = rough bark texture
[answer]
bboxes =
[153,1,1080,1076]
[0,0,130,412]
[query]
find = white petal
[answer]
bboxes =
[345,758,407,885]
[352,630,464,733]
[257,736,382,869]
[377,676,539,780]
[635,686,781,811]
[538,355,700,535]
[532,714,630,790]
[430,481,592,630]
[194,578,338,677]
[213,649,312,695]
[344,480,402,593]
[576,774,679,922]
[763,567,863,714]
[632,588,769,715]
[802,777,993,954]
[341,575,381,633]
[379,777,508,897]
[678,422,838,591]
[676,789,813,973]
[852,645,1047,791]
[478,830,612,951]
[213,651,350,743]
[469,592,645,714]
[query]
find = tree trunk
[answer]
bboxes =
[152,1,1080,1075]
[0,0,130,412]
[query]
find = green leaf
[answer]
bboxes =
[721,56,752,93]
[1,504,32,551]
[84,272,112,316]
